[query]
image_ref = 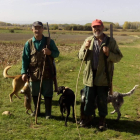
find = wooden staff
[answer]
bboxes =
[46,23,58,92]
[110,24,113,38]
[35,22,50,124]
[109,24,113,95]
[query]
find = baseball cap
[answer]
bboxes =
[32,21,43,27]
[91,19,103,27]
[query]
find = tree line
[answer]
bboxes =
[0,21,140,31]
[123,21,140,29]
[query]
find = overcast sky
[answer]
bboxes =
[0,0,139,25]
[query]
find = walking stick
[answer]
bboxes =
[35,22,50,124]
[75,49,88,140]
[109,24,113,95]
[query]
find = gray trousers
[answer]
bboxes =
[84,85,108,117]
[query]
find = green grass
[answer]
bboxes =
[0,28,140,48]
[0,29,32,34]
[0,40,140,140]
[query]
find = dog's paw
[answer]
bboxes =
[134,85,139,89]
[77,120,81,124]
[10,99,13,103]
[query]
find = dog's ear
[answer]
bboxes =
[62,86,65,90]
[62,86,66,94]
[80,88,84,95]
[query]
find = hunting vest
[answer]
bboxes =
[28,37,54,81]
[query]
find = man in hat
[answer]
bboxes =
[21,21,59,119]
[78,19,123,130]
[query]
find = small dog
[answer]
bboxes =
[79,85,138,123]
[107,85,138,120]
[20,82,33,114]
[3,66,26,102]
[57,86,75,126]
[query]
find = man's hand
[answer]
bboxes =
[42,48,51,55]
[103,46,109,56]
[85,40,91,49]
[22,74,28,82]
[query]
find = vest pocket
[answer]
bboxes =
[29,69,40,81]
[29,62,37,72]
[29,63,40,81]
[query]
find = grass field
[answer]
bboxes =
[0,29,140,45]
[0,30,140,140]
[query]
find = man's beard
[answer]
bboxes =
[94,30,103,37]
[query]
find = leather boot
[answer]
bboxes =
[44,97,52,119]
[31,96,40,117]
[99,116,106,130]
[80,115,92,127]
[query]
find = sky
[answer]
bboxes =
[0,0,140,25]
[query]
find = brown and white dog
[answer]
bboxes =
[3,66,25,102]
[20,82,33,114]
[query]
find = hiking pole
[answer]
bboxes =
[35,22,50,124]
[109,24,113,95]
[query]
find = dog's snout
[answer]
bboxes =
[20,89,24,93]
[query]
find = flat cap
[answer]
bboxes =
[32,21,43,27]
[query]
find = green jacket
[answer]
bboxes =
[79,35,123,87]
[21,35,59,75]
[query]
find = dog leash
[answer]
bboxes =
[75,49,88,140]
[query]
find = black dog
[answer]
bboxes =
[57,86,75,126]
[78,88,86,125]
[78,89,96,125]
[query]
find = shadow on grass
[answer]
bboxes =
[106,118,140,135]
[36,113,76,126]
[52,115,76,127]
[30,113,140,134]
[83,117,140,135]
[41,100,81,106]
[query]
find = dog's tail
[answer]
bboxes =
[121,85,139,97]
[3,66,17,79]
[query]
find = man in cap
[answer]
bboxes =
[78,19,123,130]
[21,21,59,119]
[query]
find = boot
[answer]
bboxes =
[99,116,106,131]
[44,97,52,119]
[31,96,40,117]
[80,115,92,127]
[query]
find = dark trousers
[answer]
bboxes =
[84,85,108,117]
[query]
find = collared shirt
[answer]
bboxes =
[93,34,107,70]
[21,35,59,74]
